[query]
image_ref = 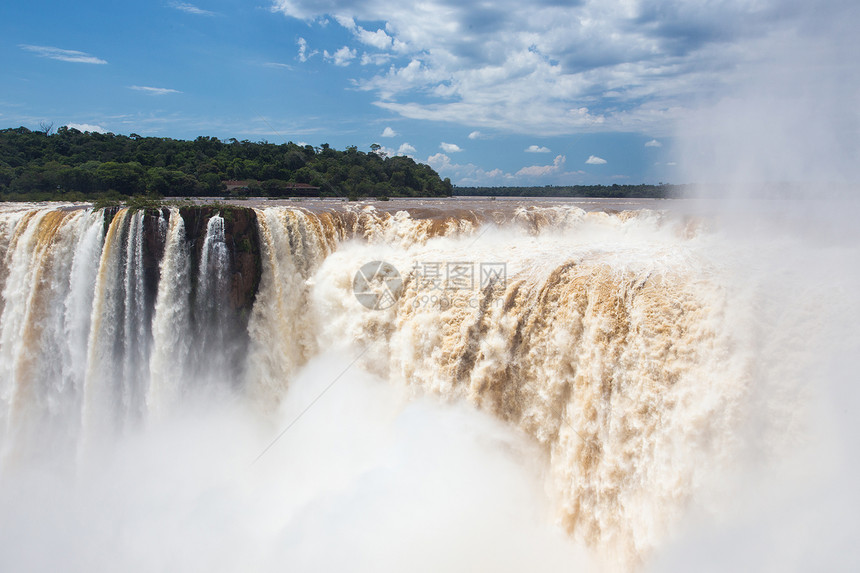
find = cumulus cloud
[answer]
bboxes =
[360,52,392,66]
[297,37,317,62]
[427,150,578,185]
[440,142,462,153]
[129,86,181,96]
[170,2,216,16]
[427,152,452,170]
[66,123,106,133]
[468,131,483,140]
[324,46,357,66]
[372,142,415,157]
[516,154,566,177]
[356,27,394,50]
[585,155,607,165]
[525,145,551,153]
[427,153,507,185]
[645,139,662,147]
[270,0,820,134]
[341,15,402,52]
[20,44,107,64]
[381,126,397,137]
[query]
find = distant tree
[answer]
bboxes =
[0,127,454,200]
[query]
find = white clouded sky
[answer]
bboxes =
[2,0,857,185]
[19,44,107,65]
[271,0,821,135]
[129,86,182,96]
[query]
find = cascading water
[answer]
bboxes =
[194,213,229,377]
[147,207,192,416]
[0,200,855,572]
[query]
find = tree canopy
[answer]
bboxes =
[0,126,453,201]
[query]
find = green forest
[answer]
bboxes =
[0,125,687,202]
[0,126,453,201]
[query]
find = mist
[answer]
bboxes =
[0,352,589,573]
[651,2,860,570]
[677,1,860,198]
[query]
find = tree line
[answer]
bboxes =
[0,126,453,201]
[453,184,687,198]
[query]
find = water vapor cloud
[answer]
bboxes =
[20,44,107,65]
[129,86,182,96]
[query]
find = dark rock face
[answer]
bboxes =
[102,205,263,360]
[132,206,262,316]
[141,208,168,313]
[217,207,261,315]
[127,205,262,383]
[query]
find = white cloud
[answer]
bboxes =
[645,139,662,147]
[324,46,357,67]
[360,52,392,66]
[381,127,397,137]
[440,142,462,153]
[371,142,415,157]
[426,153,451,169]
[468,131,483,140]
[129,86,181,96]
[427,153,507,185]
[525,145,550,153]
[516,154,566,177]
[170,2,216,16]
[20,44,107,65]
[356,27,394,50]
[65,123,106,133]
[272,0,823,134]
[297,37,317,62]
[585,155,607,165]
[327,14,395,51]
[426,150,579,185]
[263,62,292,70]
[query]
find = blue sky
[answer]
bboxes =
[1,1,854,186]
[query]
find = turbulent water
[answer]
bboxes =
[0,200,856,572]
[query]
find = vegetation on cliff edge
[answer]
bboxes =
[0,126,453,201]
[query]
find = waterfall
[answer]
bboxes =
[147,208,191,416]
[121,210,149,419]
[1,209,99,463]
[0,201,854,570]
